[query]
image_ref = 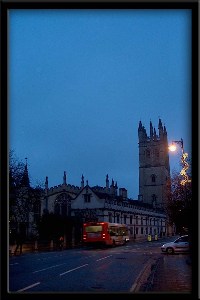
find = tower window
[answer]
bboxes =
[146,149,150,158]
[151,174,156,183]
[154,148,159,157]
[152,194,157,207]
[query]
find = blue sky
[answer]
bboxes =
[9,9,192,199]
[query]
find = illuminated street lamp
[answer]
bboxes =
[168,138,191,185]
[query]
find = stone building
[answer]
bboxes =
[11,119,174,243]
[39,118,174,242]
[70,177,167,241]
[138,118,171,209]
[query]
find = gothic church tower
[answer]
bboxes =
[138,119,170,209]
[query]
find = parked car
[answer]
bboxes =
[161,235,189,254]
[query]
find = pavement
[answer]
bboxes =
[137,252,193,295]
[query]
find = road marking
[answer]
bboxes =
[10,263,19,266]
[33,263,68,273]
[60,264,88,276]
[96,255,112,261]
[16,282,40,292]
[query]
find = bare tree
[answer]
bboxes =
[166,170,192,235]
[9,150,43,240]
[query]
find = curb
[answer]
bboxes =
[139,256,163,292]
[130,256,161,292]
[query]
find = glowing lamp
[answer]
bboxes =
[168,144,177,152]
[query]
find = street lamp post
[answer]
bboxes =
[168,138,192,262]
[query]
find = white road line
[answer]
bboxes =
[16,282,40,292]
[10,263,19,266]
[60,264,88,276]
[33,263,68,273]
[96,255,112,261]
[130,283,137,292]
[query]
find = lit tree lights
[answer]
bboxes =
[168,138,191,185]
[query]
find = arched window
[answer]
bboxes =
[54,193,71,217]
[54,202,60,215]
[33,201,41,223]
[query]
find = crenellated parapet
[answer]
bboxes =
[47,183,81,196]
[138,118,168,144]
[92,186,108,192]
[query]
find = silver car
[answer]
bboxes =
[161,235,189,254]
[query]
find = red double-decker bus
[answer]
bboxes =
[83,222,129,246]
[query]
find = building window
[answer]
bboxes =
[108,213,112,223]
[154,148,159,158]
[61,204,67,216]
[135,216,138,225]
[136,227,138,234]
[146,149,150,158]
[141,217,143,225]
[84,194,91,203]
[138,194,143,201]
[54,193,71,217]
[54,203,60,215]
[124,215,127,224]
[141,227,143,234]
[33,201,41,223]
[151,174,156,183]
[152,194,157,207]
[130,215,133,225]
[116,214,120,223]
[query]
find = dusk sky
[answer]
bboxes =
[9,9,192,199]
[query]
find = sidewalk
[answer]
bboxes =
[139,253,192,294]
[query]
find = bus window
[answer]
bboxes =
[85,225,102,233]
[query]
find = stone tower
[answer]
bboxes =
[138,119,170,209]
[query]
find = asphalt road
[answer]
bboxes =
[8,237,177,293]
